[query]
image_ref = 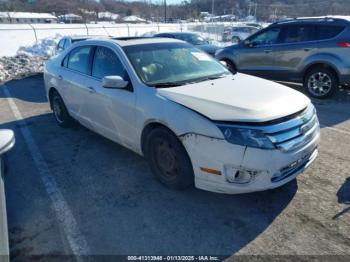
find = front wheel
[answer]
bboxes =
[145,127,194,190]
[303,67,338,99]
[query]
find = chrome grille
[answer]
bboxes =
[215,104,320,152]
[261,105,320,152]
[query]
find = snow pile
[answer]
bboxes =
[17,37,58,57]
[0,55,45,82]
[0,35,60,83]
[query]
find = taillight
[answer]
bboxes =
[338,42,350,48]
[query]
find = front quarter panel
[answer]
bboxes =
[134,85,224,154]
[215,46,239,65]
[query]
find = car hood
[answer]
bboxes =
[157,73,310,122]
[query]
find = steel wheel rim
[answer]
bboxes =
[307,72,332,97]
[153,138,179,181]
[53,96,64,123]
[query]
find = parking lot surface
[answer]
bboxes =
[0,75,349,260]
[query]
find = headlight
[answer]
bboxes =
[216,125,274,149]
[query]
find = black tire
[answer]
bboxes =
[303,67,338,99]
[145,127,194,190]
[50,90,74,128]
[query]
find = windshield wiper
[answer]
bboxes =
[153,82,185,88]
[207,73,228,80]
[189,73,229,84]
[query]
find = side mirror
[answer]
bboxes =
[0,130,15,156]
[102,76,129,89]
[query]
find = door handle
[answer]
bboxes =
[304,48,312,52]
[58,75,63,80]
[87,86,96,94]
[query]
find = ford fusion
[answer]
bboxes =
[44,38,320,194]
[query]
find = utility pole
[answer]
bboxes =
[254,1,258,19]
[211,0,215,16]
[164,0,167,23]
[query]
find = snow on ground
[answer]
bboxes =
[0,35,60,83]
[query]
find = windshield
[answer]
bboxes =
[123,43,229,87]
[176,34,208,45]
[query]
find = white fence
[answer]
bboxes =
[0,23,186,57]
[0,22,250,57]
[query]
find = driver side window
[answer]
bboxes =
[92,46,126,79]
[249,27,281,46]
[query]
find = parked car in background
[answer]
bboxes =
[222,25,260,43]
[56,35,108,54]
[153,32,220,56]
[216,17,350,98]
[0,129,15,261]
[44,37,320,194]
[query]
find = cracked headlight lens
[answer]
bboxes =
[216,125,275,149]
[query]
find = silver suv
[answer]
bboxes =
[216,17,350,98]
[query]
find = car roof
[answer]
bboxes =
[156,32,198,36]
[83,37,185,47]
[272,16,350,26]
[66,35,109,40]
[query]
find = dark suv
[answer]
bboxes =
[216,17,350,98]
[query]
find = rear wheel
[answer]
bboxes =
[145,127,194,190]
[303,67,338,99]
[51,91,74,128]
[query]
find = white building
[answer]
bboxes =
[123,15,146,23]
[58,13,83,24]
[98,12,120,21]
[0,12,57,23]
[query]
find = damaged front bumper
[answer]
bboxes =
[180,131,320,194]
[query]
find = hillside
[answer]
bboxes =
[0,0,349,21]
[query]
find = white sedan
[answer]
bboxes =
[44,38,320,194]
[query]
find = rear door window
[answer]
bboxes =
[57,39,65,51]
[316,25,344,40]
[249,27,281,46]
[67,46,92,75]
[63,39,71,49]
[280,25,316,43]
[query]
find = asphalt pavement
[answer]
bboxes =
[0,75,349,261]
